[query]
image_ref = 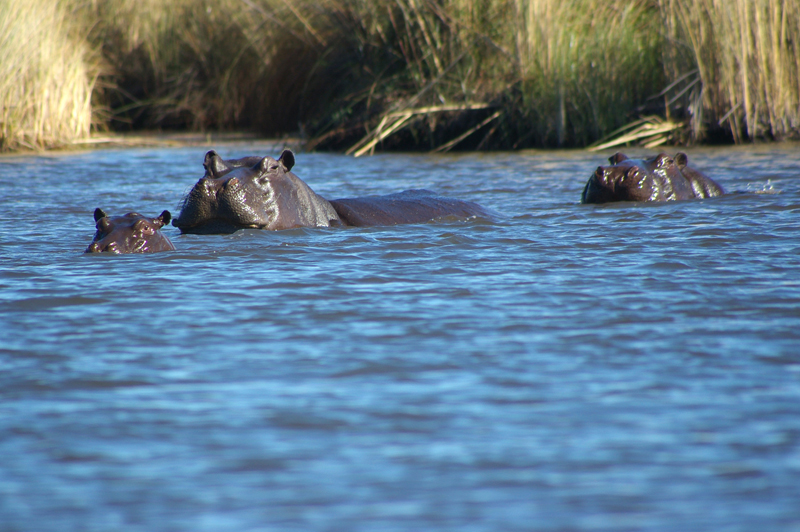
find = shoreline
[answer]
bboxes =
[1,131,798,158]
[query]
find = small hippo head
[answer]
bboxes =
[173,149,340,234]
[86,208,175,253]
[581,152,685,203]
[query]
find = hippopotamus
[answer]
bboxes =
[173,149,491,233]
[85,208,175,253]
[581,152,724,203]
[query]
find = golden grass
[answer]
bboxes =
[661,0,800,141]
[1,0,798,151]
[0,0,98,150]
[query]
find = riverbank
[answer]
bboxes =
[3,0,798,153]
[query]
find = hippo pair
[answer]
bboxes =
[85,149,490,253]
[86,149,726,253]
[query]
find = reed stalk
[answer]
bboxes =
[0,0,98,150]
[660,0,800,141]
[2,0,798,151]
[512,0,665,146]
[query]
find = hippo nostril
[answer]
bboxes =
[596,166,605,178]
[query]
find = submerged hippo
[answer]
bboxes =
[173,149,491,233]
[581,152,724,204]
[86,208,175,253]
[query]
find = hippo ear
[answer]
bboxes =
[94,208,107,222]
[203,150,228,178]
[609,152,628,164]
[278,149,295,172]
[155,210,171,228]
[674,152,689,169]
[654,153,673,168]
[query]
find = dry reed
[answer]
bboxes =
[660,0,800,141]
[0,0,98,150]
[2,0,798,151]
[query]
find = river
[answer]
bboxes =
[1,142,799,531]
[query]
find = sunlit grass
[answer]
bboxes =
[0,0,98,150]
[661,0,800,141]
[1,0,798,151]
[513,0,665,146]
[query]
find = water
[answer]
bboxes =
[1,142,799,531]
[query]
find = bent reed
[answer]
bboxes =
[2,0,798,151]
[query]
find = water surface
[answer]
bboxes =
[1,143,799,531]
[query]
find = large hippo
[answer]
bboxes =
[86,208,175,253]
[173,149,491,233]
[581,152,724,204]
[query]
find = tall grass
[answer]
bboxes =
[660,0,800,142]
[514,0,665,146]
[1,0,798,151]
[84,0,267,130]
[0,0,98,150]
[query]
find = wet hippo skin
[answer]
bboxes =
[581,152,725,204]
[329,190,488,227]
[86,208,175,253]
[173,149,491,234]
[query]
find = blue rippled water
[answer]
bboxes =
[1,142,799,531]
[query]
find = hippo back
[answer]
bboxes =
[329,189,490,227]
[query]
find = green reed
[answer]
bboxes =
[2,0,798,151]
[660,0,800,142]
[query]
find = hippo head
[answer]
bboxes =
[86,208,175,253]
[581,152,688,203]
[173,149,341,234]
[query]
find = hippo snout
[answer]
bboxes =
[85,240,121,254]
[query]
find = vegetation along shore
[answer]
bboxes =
[2,0,799,152]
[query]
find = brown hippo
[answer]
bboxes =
[173,149,491,234]
[86,208,175,253]
[581,152,724,204]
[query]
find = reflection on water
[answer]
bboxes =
[1,143,800,531]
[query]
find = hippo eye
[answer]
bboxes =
[133,220,154,234]
[269,165,279,172]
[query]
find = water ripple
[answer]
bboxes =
[1,144,800,530]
